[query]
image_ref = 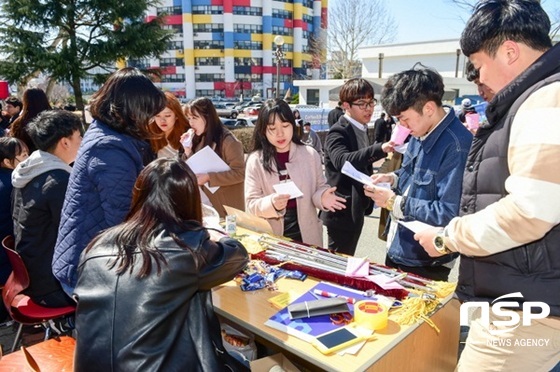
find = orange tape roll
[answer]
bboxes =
[354,300,388,330]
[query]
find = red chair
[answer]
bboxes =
[1,236,76,352]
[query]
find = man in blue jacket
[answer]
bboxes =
[365,67,472,281]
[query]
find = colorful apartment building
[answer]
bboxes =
[134,0,327,100]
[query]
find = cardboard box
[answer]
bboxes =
[250,353,301,372]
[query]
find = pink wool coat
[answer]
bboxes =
[245,142,331,247]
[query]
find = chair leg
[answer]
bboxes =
[11,322,23,353]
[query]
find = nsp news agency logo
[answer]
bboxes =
[460,292,550,336]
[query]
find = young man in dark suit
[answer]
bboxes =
[320,78,392,255]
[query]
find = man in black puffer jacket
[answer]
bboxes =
[416,1,560,371]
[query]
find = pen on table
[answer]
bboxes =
[348,257,369,276]
[386,272,407,283]
[313,289,356,304]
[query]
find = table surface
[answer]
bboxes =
[213,277,459,372]
[0,336,75,371]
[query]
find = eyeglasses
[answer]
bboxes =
[350,100,376,110]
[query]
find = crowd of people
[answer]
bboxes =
[0,0,559,369]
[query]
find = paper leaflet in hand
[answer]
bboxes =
[397,220,434,233]
[341,161,374,186]
[186,145,231,194]
[272,181,304,199]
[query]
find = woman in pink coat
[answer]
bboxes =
[245,99,346,247]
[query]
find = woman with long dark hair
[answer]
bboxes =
[9,88,52,152]
[74,158,248,371]
[245,99,345,246]
[182,97,245,217]
[54,67,167,295]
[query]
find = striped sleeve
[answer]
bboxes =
[447,82,560,256]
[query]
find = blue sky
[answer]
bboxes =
[357,0,560,44]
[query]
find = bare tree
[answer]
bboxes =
[328,0,397,79]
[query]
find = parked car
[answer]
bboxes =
[243,103,263,116]
[214,103,239,119]
[220,117,257,129]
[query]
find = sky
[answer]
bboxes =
[357,0,560,44]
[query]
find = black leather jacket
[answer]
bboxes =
[74,227,249,371]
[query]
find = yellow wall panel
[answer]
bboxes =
[192,15,212,24]
[233,50,252,58]
[194,50,224,58]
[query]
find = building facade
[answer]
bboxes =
[295,39,478,108]
[133,0,327,100]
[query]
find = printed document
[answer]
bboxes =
[186,145,231,193]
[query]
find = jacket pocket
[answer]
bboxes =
[412,171,436,199]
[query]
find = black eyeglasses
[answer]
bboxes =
[350,99,376,110]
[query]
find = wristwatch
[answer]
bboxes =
[385,194,397,211]
[433,229,453,255]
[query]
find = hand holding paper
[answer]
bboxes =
[341,161,374,186]
[272,181,303,199]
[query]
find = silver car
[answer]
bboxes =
[214,103,239,119]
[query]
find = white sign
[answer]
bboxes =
[459,292,550,336]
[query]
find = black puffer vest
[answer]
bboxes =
[457,44,560,316]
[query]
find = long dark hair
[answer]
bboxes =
[87,158,203,278]
[183,97,226,156]
[149,91,190,153]
[89,67,166,140]
[9,88,52,151]
[251,99,303,173]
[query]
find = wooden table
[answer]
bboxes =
[0,336,75,371]
[213,278,460,372]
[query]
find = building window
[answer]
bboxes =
[167,40,184,50]
[157,6,182,15]
[234,57,263,66]
[128,58,150,69]
[196,89,224,98]
[272,26,293,36]
[233,24,263,34]
[160,58,184,67]
[192,5,223,15]
[272,9,293,19]
[194,40,225,49]
[196,73,225,82]
[161,74,185,83]
[233,41,263,50]
[193,23,224,33]
[275,0,294,3]
[162,24,183,35]
[235,73,262,83]
[302,14,313,23]
[195,57,224,67]
[307,89,320,106]
[232,6,262,16]
[303,0,314,8]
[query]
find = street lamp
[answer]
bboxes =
[274,35,284,99]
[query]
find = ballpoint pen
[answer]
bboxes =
[313,289,357,304]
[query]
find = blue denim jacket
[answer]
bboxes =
[388,108,472,267]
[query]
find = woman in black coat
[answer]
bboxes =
[74,158,249,371]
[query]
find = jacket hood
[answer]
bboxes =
[12,150,72,189]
